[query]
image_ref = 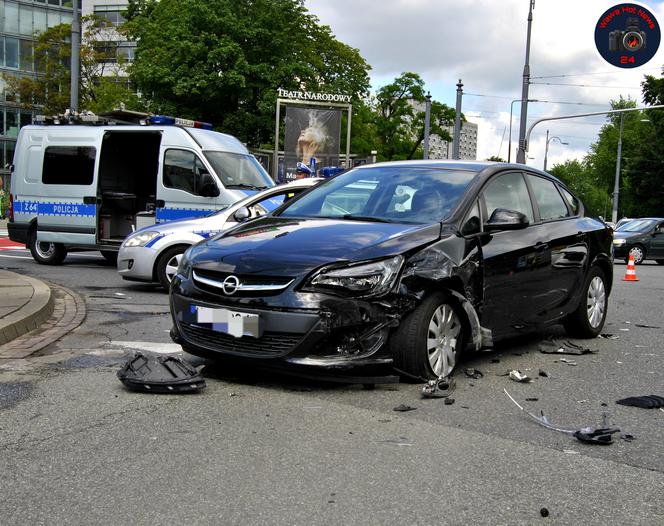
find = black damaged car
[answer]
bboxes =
[169,161,613,379]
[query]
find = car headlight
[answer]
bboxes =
[123,231,161,248]
[612,238,626,246]
[306,255,404,297]
[177,248,194,279]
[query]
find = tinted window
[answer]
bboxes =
[528,175,569,221]
[163,149,211,197]
[43,147,95,185]
[279,167,476,224]
[483,172,533,222]
[619,219,657,232]
[559,186,580,215]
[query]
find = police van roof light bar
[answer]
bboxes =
[147,115,213,130]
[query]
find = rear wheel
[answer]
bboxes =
[156,246,188,288]
[391,291,464,380]
[563,266,608,338]
[626,245,645,265]
[28,230,67,265]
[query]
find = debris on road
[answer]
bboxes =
[393,404,417,412]
[540,507,550,518]
[525,397,539,402]
[509,370,531,383]
[598,333,619,339]
[422,376,456,399]
[634,323,661,329]
[504,389,620,445]
[539,339,597,356]
[615,395,664,409]
[620,433,636,442]
[444,398,455,405]
[117,352,206,393]
[464,368,484,379]
[558,358,577,366]
[538,369,550,378]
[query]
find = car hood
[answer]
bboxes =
[614,230,647,240]
[189,217,442,276]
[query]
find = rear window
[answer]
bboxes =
[43,146,96,185]
[279,166,476,224]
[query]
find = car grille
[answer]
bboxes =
[192,268,294,297]
[180,321,302,357]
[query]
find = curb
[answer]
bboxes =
[0,273,54,346]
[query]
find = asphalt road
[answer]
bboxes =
[0,246,662,525]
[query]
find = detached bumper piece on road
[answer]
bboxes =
[117,352,206,393]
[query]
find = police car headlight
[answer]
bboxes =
[305,256,403,297]
[123,231,161,248]
[612,238,626,246]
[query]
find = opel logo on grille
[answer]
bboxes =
[222,275,241,295]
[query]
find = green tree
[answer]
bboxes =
[124,0,371,146]
[486,156,505,162]
[3,17,144,114]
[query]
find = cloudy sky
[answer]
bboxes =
[306,0,664,169]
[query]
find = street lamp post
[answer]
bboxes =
[516,0,536,164]
[508,98,537,163]
[611,113,625,224]
[423,92,432,160]
[543,129,568,171]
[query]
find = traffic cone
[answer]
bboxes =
[622,254,639,282]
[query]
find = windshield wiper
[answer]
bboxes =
[226,183,266,190]
[341,214,395,223]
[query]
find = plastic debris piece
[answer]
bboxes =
[634,323,661,329]
[559,358,577,366]
[540,507,550,518]
[615,395,664,409]
[525,397,539,401]
[619,328,630,332]
[393,404,417,412]
[538,369,550,378]
[117,352,206,393]
[620,433,635,442]
[504,389,620,445]
[422,376,456,399]
[464,368,484,379]
[539,339,597,355]
[509,370,531,383]
[444,398,455,405]
[599,333,619,339]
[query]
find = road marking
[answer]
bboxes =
[108,341,182,354]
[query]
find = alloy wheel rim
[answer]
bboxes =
[427,304,461,377]
[629,246,644,264]
[36,242,55,259]
[164,253,183,282]
[586,276,606,329]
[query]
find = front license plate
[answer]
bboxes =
[193,306,263,338]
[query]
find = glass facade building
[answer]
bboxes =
[0,0,76,187]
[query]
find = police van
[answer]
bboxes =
[7,113,274,264]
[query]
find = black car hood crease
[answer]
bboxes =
[191,217,443,276]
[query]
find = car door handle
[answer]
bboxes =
[156,199,166,208]
[534,242,549,252]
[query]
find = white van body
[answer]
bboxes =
[8,123,274,264]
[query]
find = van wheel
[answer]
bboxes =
[28,231,67,265]
[100,250,118,264]
[391,291,465,380]
[156,246,188,288]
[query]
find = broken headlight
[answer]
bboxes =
[123,231,161,248]
[306,255,403,297]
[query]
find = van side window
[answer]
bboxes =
[163,149,211,197]
[42,146,95,185]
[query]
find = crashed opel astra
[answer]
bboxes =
[169,161,613,379]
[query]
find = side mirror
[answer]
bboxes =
[199,173,220,197]
[233,206,251,222]
[484,208,529,231]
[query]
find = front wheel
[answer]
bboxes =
[28,230,67,265]
[156,246,188,288]
[391,291,464,380]
[563,266,608,338]
[626,245,645,265]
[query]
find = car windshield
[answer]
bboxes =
[278,166,476,224]
[204,152,273,190]
[617,219,656,232]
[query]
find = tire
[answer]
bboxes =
[156,246,188,288]
[563,266,608,338]
[390,291,465,380]
[100,250,118,264]
[28,230,67,265]
[656,260,664,265]
[625,245,645,265]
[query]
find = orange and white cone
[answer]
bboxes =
[622,254,639,282]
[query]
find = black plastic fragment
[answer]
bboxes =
[538,369,550,378]
[539,339,597,355]
[573,426,620,445]
[634,323,661,329]
[616,395,664,409]
[464,368,484,379]
[621,433,636,442]
[540,507,550,518]
[393,404,417,412]
[117,352,206,393]
[444,398,455,405]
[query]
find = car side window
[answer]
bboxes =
[482,172,533,222]
[163,149,210,197]
[461,201,481,235]
[558,186,580,215]
[527,175,570,221]
[248,190,303,217]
